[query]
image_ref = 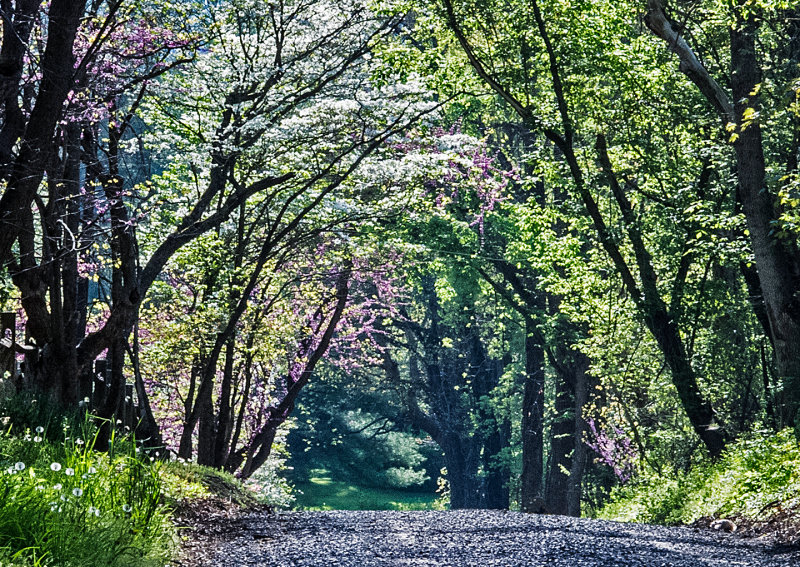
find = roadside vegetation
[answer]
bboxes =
[0,394,277,566]
[596,429,800,543]
[1,0,800,561]
[0,415,170,565]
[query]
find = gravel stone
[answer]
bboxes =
[191,510,800,566]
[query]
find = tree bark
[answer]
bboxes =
[567,353,590,517]
[521,317,545,511]
[545,368,575,515]
[729,18,800,432]
[0,0,85,262]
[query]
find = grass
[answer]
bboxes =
[292,468,440,511]
[0,420,276,566]
[0,420,174,566]
[161,460,262,509]
[0,391,295,565]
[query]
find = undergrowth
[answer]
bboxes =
[0,418,173,566]
[596,428,800,527]
[0,415,290,565]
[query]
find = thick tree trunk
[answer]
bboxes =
[0,0,85,262]
[521,317,545,512]
[483,418,510,509]
[567,353,589,517]
[441,432,481,509]
[468,334,509,509]
[545,370,575,515]
[730,20,800,432]
[544,329,590,517]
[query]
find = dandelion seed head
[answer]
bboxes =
[50,462,61,472]
[65,468,74,476]
[72,488,83,497]
[14,462,25,471]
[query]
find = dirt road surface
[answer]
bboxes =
[181,509,800,566]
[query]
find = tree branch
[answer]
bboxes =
[644,0,733,121]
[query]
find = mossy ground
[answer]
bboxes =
[291,468,440,511]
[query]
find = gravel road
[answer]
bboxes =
[189,509,800,566]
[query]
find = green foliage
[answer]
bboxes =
[0,268,13,310]
[243,448,297,509]
[289,393,441,492]
[0,418,174,566]
[0,393,92,448]
[161,461,253,506]
[596,429,800,525]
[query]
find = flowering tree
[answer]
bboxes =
[0,0,437,447]
[318,127,523,509]
[584,417,637,484]
[123,0,442,474]
[0,0,195,421]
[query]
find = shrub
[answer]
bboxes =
[595,428,800,526]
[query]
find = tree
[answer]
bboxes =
[0,0,436,458]
[128,0,443,474]
[418,0,734,459]
[644,0,800,437]
[0,0,195,419]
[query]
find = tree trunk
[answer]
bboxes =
[730,18,800,432]
[482,417,510,509]
[567,353,590,517]
[521,317,545,511]
[646,0,800,436]
[441,432,480,509]
[545,370,575,515]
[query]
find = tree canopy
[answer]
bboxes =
[0,0,798,512]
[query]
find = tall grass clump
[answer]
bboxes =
[0,413,175,566]
[596,428,800,526]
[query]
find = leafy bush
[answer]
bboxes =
[0,419,174,566]
[595,428,800,525]
[244,452,296,509]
